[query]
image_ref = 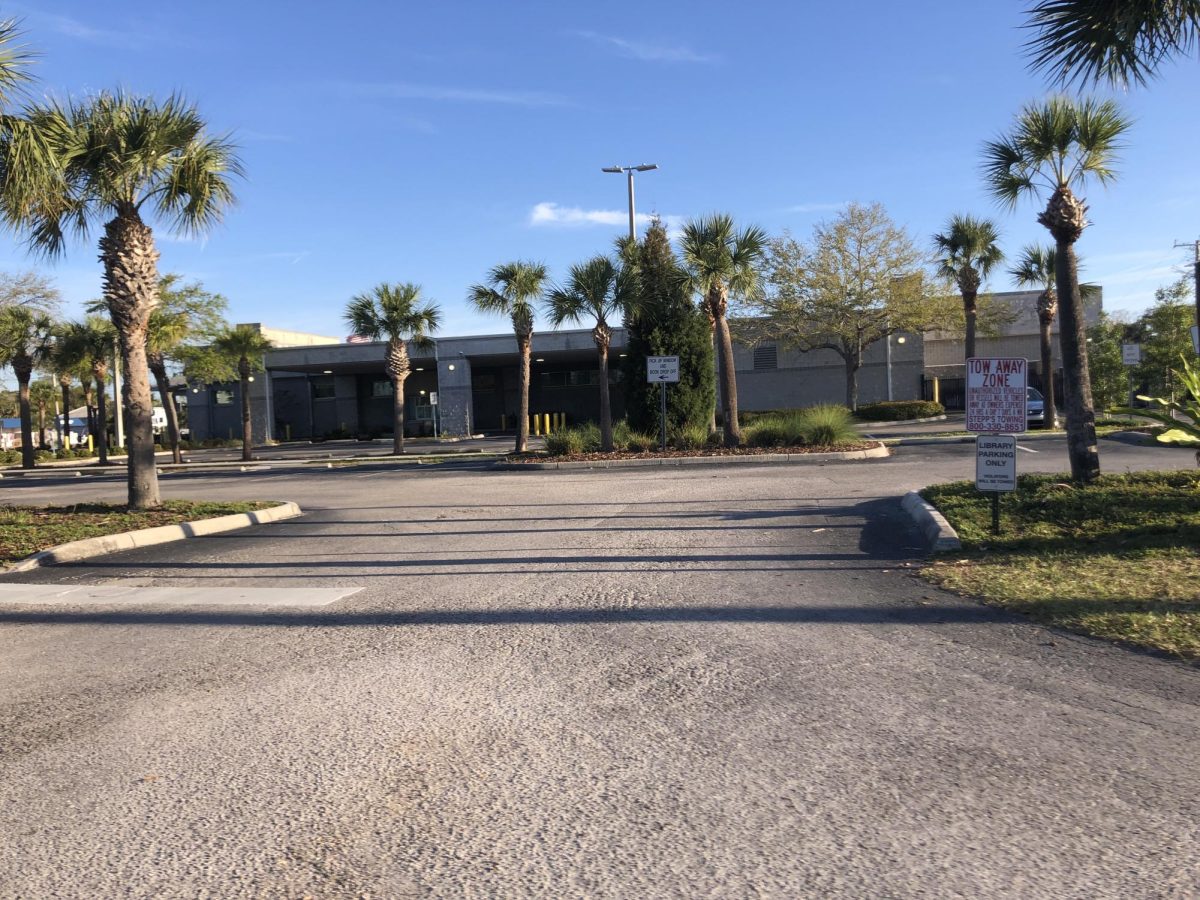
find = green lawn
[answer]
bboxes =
[921,472,1200,661]
[0,500,275,568]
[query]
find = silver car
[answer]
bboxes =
[1027,386,1045,426]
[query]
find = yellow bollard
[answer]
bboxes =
[87,434,93,452]
[932,376,940,404]
[532,414,540,436]
[500,414,507,432]
[543,413,551,435]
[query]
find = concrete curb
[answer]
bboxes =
[901,491,961,553]
[4,501,303,573]
[886,428,1154,447]
[493,442,889,471]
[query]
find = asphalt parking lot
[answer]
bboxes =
[0,436,1197,897]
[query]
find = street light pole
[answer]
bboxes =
[602,163,658,241]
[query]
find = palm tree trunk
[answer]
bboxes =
[596,335,613,452]
[36,402,46,447]
[238,358,253,462]
[1039,313,1058,428]
[94,376,109,465]
[386,338,410,455]
[392,375,406,454]
[963,290,978,360]
[1054,239,1100,482]
[516,332,531,453]
[712,293,741,447]
[99,207,162,508]
[151,362,183,464]
[707,318,718,435]
[60,379,71,449]
[16,366,33,469]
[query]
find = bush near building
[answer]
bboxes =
[856,400,946,421]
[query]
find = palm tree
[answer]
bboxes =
[344,283,441,454]
[984,97,1130,482]
[29,379,55,448]
[469,261,548,453]
[932,215,1004,361]
[1009,245,1061,429]
[146,307,190,463]
[546,257,633,451]
[1025,0,1200,86]
[0,91,242,508]
[680,214,766,447]
[57,316,116,464]
[212,325,273,462]
[0,305,53,467]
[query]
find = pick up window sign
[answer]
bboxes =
[966,357,1027,434]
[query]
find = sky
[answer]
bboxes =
[0,0,1197,346]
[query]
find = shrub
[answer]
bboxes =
[622,430,659,452]
[544,423,602,456]
[855,400,944,421]
[798,404,859,446]
[671,423,712,451]
[34,449,55,462]
[0,449,19,465]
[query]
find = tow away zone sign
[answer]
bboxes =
[966,357,1027,434]
[976,434,1017,492]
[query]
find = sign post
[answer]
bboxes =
[966,358,1027,534]
[646,356,680,451]
[429,391,439,439]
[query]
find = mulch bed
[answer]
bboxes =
[507,442,878,464]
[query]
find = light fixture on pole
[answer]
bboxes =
[602,163,658,241]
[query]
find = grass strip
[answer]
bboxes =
[0,500,275,568]
[920,472,1200,661]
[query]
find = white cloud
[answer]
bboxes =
[530,202,652,228]
[338,82,568,107]
[575,31,717,64]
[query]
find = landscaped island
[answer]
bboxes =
[0,500,276,568]
[921,472,1200,661]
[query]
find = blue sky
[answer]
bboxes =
[2,0,1197,343]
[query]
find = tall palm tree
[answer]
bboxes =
[1025,0,1200,86]
[1009,245,1061,429]
[546,257,633,451]
[0,305,54,467]
[146,307,190,463]
[344,283,441,454]
[984,96,1130,482]
[29,378,55,448]
[212,325,273,462]
[932,214,1004,361]
[0,91,242,508]
[680,214,766,447]
[57,316,116,464]
[469,261,548,453]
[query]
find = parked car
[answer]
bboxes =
[1027,386,1045,427]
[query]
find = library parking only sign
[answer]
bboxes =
[966,357,1027,434]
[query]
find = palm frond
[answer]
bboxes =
[1024,0,1200,87]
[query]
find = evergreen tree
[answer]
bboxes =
[621,218,715,435]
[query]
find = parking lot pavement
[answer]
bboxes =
[0,442,1197,897]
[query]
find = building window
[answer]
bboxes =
[472,372,497,390]
[371,379,393,398]
[214,389,234,406]
[753,344,778,371]
[540,369,600,388]
[311,376,335,400]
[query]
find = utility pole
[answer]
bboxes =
[1174,239,1200,353]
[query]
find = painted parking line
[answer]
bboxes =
[1017,444,1039,453]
